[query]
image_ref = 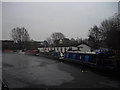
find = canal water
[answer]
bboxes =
[2,52,120,88]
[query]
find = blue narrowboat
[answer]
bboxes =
[64,51,97,66]
[63,50,115,70]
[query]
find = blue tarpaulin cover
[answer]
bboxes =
[85,55,89,62]
[72,54,76,59]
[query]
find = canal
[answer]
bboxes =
[2,52,120,89]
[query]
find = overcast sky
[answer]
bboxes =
[2,2,118,41]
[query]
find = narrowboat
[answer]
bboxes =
[63,50,116,70]
[37,48,118,70]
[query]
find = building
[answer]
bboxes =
[38,43,92,53]
[2,40,19,50]
[77,44,91,52]
[2,40,44,50]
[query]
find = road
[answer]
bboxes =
[2,52,120,89]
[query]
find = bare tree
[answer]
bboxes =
[100,14,120,50]
[46,32,65,46]
[11,27,30,50]
[88,25,101,49]
[51,32,65,41]
[100,14,118,39]
[46,37,54,45]
[76,37,82,44]
[71,38,75,41]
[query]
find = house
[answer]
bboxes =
[38,43,92,53]
[77,44,91,52]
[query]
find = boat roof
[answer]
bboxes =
[67,51,96,54]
